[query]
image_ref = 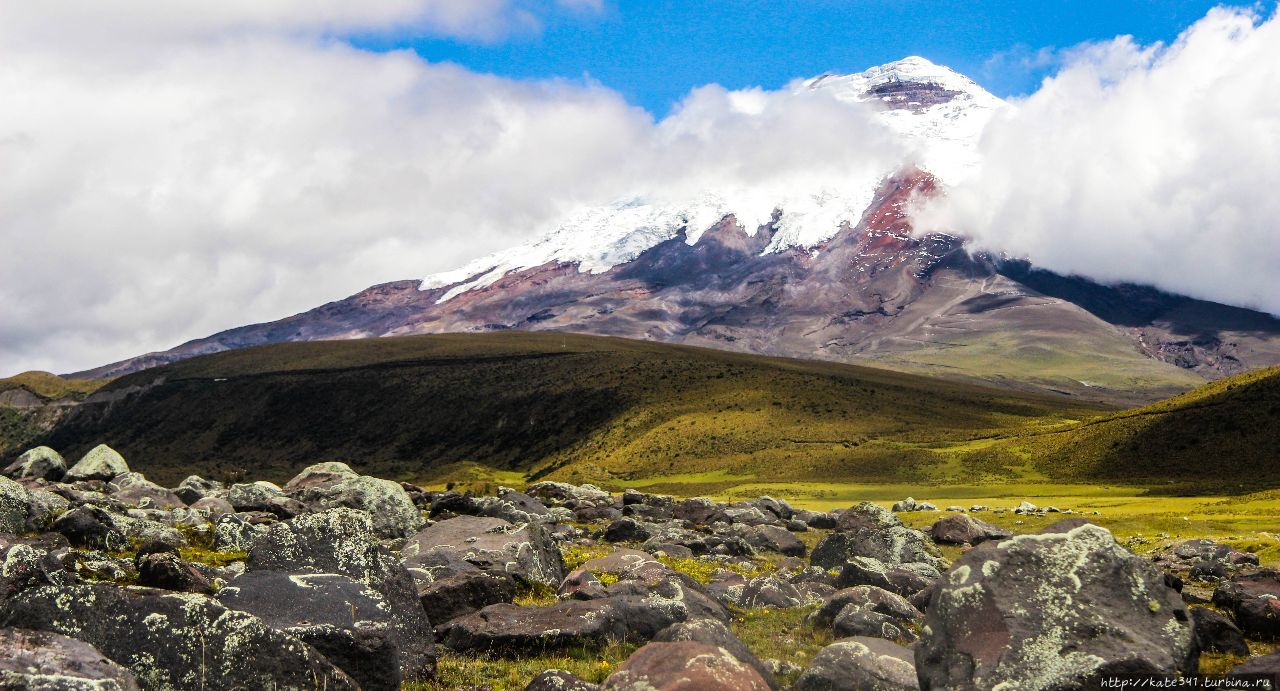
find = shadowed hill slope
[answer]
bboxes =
[30,332,1106,486]
[1019,366,1280,488]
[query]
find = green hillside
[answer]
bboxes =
[31,332,1106,486]
[1015,365,1280,489]
[0,371,108,401]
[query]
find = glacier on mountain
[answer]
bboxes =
[420,57,1007,303]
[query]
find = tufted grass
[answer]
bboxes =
[409,641,638,691]
[656,556,769,585]
[730,605,832,687]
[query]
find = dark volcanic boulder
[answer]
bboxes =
[0,626,139,690]
[438,599,628,654]
[740,576,803,608]
[172,475,223,505]
[402,515,566,586]
[0,583,356,690]
[927,514,1011,546]
[136,553,215,594]
[1212,570,1280,638]
[838,557,937,597]
[217,570,405,690]
[418,571,516,625]
[3,446,67,481]
[916,523,1196,690]
[601,641,771,690]
[51,505,127,551]
[1190,607,1248,656]
[605,518,653,543]
[246,508,436,681]
[743,525,806,557]
[796,637,919,691]
[1232,649,1280,676]
[653,618,777,690]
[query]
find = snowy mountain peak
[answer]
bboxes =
[421,58,1007,302]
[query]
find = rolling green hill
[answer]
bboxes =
[1014,365,1280,489]
[29,332,1107,486]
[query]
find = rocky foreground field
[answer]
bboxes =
[2,445,1278,689]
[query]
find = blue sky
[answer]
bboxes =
[355,0,1231,115]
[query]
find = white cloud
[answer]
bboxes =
[0,3,903,376]
[917,6,1280,316]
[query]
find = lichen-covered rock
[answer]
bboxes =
[284,462,424,538]
[228,481,302,518]
[742,525,806,557]
[0,626,140,690]
[526,668,601,691]
[439,599,629,654]
[172,475,224,505]
[211,513,260,552]
[63,445,129,482]
[837,557,938,597]
[51,506,127,551]
[812,503,942,571]
[476,489,552,524]
[927,513,1012,546]
[0,583,357,690]
[601,641,771,691]
[740,576,803,609]
[653,618,777,690]
[402,515,566,587]
[217,570,405,690]
[796,637,919,691]
[916,523,1197,690]
[109,473,185,510]
[0,477,31,534]
[246,508,436,680]
[3,447,67,481]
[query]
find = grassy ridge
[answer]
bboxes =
[1016,365,1280,487]
[0,371,107,400]
[33,332,1105,486]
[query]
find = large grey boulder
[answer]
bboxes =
[0,477,31,534]
[796,637,919,691]
[0,626,140,690]
[927,513,1012,546]
[172,475,223,505]
[653,618,777,690]
[439,599,629,654]
[283,462,424,538]
[109,473,185,510]
[246,508,436,681]
[0,583,357,690]
[402,515,566,586]
[3,447,66,481]
[812,502,942,571]
[915,523,1197,690]
[218,570,405,690]
[64,445,129,482]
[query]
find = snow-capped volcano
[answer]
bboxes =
[422,57,1006,304]
[73,58,1280,400]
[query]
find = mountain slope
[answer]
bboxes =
[69,57,1280,402]
[35,332,1107,486]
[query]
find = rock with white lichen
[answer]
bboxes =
[63,445,129,482]
[601,641,771,691]
[796,637,919,691]
[0,626,140,690]
[0,583,358,690]
[402,515,566,587]
[246,508,437,681]
[915,522,1197,690]
[3,447,67,481]
[283,462,424,538]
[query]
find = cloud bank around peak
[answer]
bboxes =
[0,4,904,376]
[916,6,1280,316]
